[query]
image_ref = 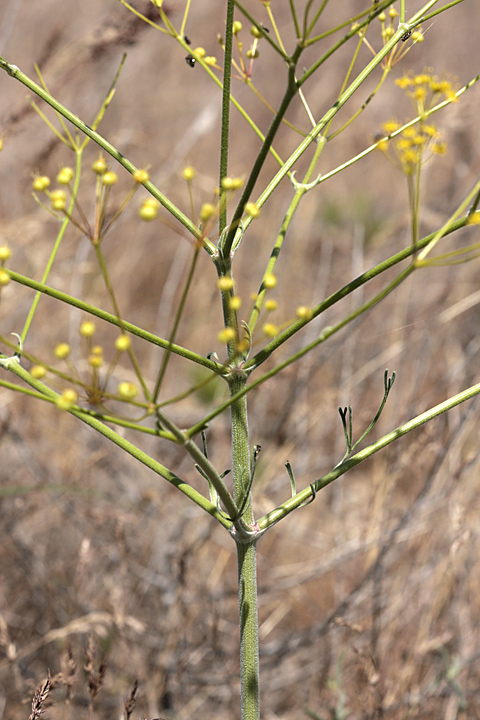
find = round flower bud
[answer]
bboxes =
[245,202,260,217]
[133,169,150,183]
[57,167,74,185]
[217,276,234,291]
[200,203,215,221]
[30,365,47,379]
[118,381,138,400]
[193,47,206,58]
[56,389,78,410]
[296,306,313,320]
[0,139,3,151]
[32,175,51,192]
[54,343,71,360]
[115,334,131,352]
[182,166,196,181]
[218,327,237,344]
[250,25,263,38]
[204,56,217,66]
[0,246,12,261]
[102,171,118,186]
[229,295,242,310]
[139,200,159,221]
[80,320,96,337]
[265,299,277,312]
[88,354,103,368]
[0,268,11,286]
[263,273,277,289]
[50,190,67,211]
[246,49,259,59]
[91,345,103,356]
[262,323,278,338]
[233,21,242,34]
[92,157,107,175]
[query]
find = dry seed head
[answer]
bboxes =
[118,381,138,400]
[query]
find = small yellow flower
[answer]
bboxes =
[91,345,103,356]
[411,31,423,43]
[0,268,11,286]
[218,327,237,343]
[32,175,51,192]
[182,166,196,181]
[92,157,107,175]
[250,25,263,38]
[139,200,159,221]
[204,56,217,66]
[233,21,242,34]
[50,189,67,211]
[54,343,71,359]
[133,169,150,183]
[200,203,216,221]
[115,334,131,352]
[468,211,480,226]
[30,365,47,379]
[395,76,412,90]
[56,167,74,185]
[80,320,96,337]
[221,177,243,191]
[102,171,118,186]
[382,120,400,135]
[118,381,138,400]
[0,246,12,262]
[88,354,103,368]
[265,299,277,312]
[296,306,313,321]
[262,323,278,338]
[193,47,206,58]
[229,295,242,310]
[432,141,447,156]
[263,273,277,289]
[245,202,260,218]
[217,276,234,292]
[56,389,78,411]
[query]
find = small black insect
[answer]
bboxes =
[185,35,191,45]
[260,25,270,33]
[401,29,412,42]
[185,54,196,67]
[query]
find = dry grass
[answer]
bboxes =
[1,1,480,719]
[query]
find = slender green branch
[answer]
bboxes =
[0,358,232,529]
[7,269,222,374]
[257,379,480,532]
[219,0,235,235]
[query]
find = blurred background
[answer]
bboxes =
[0,1,479,718]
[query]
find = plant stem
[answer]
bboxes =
[229,373,260,719]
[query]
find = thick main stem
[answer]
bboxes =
[230,374,260,720]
